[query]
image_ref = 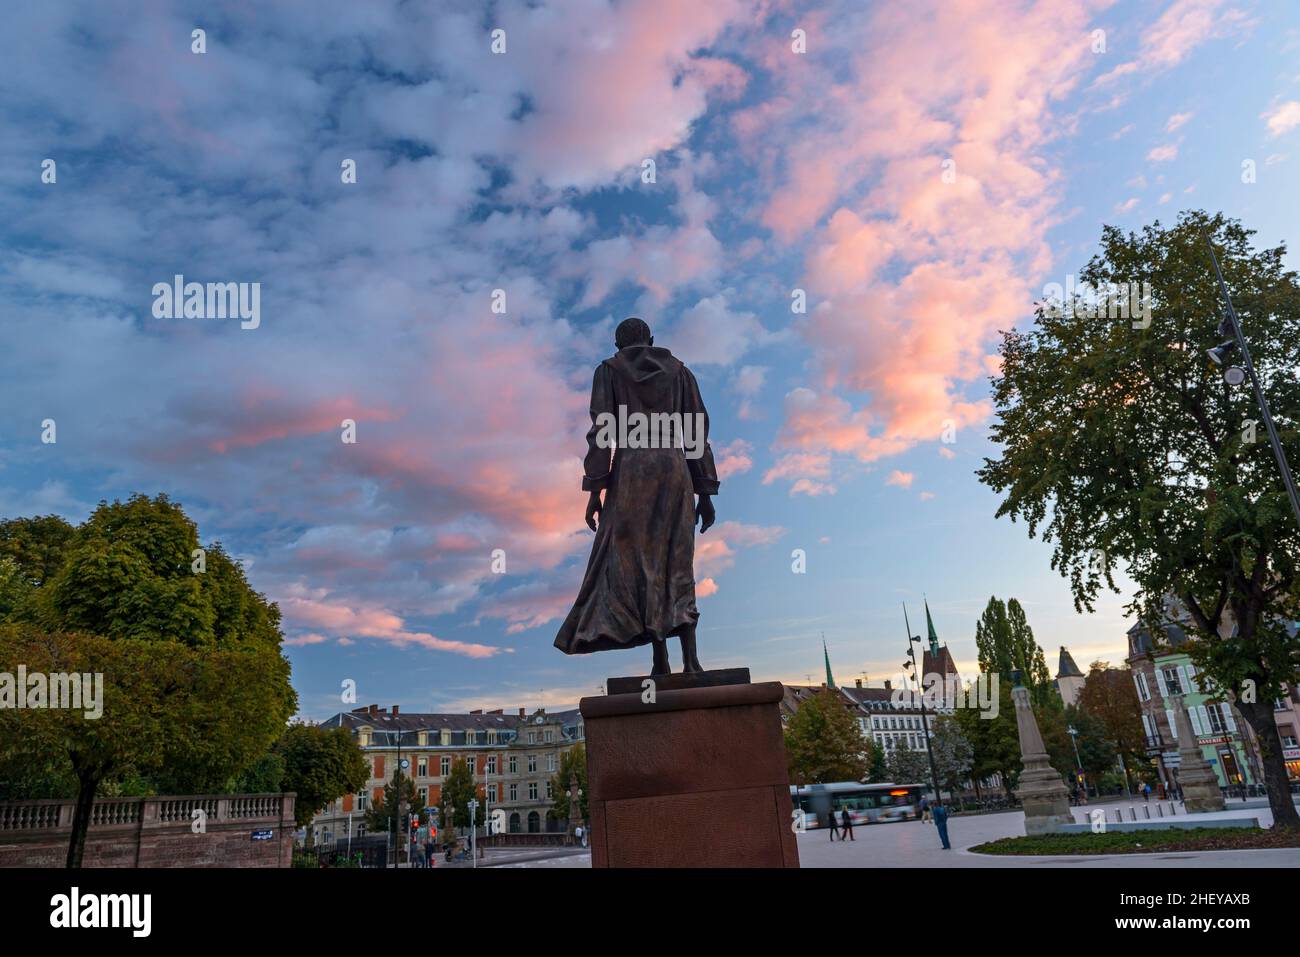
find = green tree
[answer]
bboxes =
[975,596,1051,707]
[364,768,427,841]
[784,689,868,784]
[864,738,888,783]
[884,746,930,787]
[929,716,975,800]
[978,210,1300,828]
[1076,661,1147,790]
[548,743,587,824]
[954,678,1022,800]
[439,756,478,830]
[276,724,368,829]
[0,495,297,865]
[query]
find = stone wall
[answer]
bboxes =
[0,793,296,868]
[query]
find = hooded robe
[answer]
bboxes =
[554,344,719,654]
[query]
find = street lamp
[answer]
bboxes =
[901,604,944,813]
[467,798,479,869]
[1067,725,1085,799]
[1202,227,1300,534]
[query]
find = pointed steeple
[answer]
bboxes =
[822,635,836,689]
[924,599,940,660]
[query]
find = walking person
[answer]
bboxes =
[920,796,932,823]
[840,808,855,841]
[1142,782,1150,802]
[826,809,840,840]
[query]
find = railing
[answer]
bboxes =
[0,793,293,833]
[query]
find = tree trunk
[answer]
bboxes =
[66,768,99,869]
[1237,699,1300,830]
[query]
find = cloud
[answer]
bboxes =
[1165,111,1194,132]
[715,439,755,479]
[1263,100,1300,137]
[1093,0,1254,87]
[1147,142,1180,162]
[886,470,914,488]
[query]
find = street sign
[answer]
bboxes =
[1163,752,1182,767]
[250,829,274,841]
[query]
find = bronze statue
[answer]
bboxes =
[554,317,718,674]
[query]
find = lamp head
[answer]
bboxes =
[1207,340,1237,366]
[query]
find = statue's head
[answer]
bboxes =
[615,316,653,349]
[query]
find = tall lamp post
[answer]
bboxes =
[902,604,944,811]
[1203,228,1300,534]
[1067,725,1084,799]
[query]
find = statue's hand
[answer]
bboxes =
[696,493,715,533]
[585,491,603,532]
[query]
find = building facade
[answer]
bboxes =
[1126,621,1258,791]
[310,704,584,844]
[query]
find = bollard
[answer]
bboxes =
[1128,806,1137,821]
[1156,803,1163,817]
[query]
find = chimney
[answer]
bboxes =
[368,704,379,716]
[391,705,400,715]
[855,678,862,689]
[470,709,482,714]
[488,709,503,715]
[518,707,526,717]
[884,680,892,692]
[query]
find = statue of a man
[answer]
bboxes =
[554,317,719,675]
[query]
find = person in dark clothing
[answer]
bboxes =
[826,810,840,840]
[840,808,855,840]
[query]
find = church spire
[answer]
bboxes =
[822,634,836,689]
[924,598,940,660]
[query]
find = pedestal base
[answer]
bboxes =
[579,672,800,868]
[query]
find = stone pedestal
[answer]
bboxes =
[579,670,800,868]
[1170,694,1226,813]
[1010,684,1073,835]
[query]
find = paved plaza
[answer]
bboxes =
[795,801,1300,868]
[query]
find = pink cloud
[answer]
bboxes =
[886,470,914,488]
[1263,101,1300,138]
[1093,0,1254,87]
[715,439,755,479]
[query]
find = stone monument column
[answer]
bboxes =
[1010,675,1073,835]
[1169,693,1226,813]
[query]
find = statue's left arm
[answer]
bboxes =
[682,366,719,533]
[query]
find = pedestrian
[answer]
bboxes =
[1142,782,1150,801]
[840,808,855,841]
[920,796,932,823]
[826,809,840,840]
[574,823,584,847]
[423,839,434,869]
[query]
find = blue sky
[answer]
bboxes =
[2,1,1299,719]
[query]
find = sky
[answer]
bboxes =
[2,0,1299,720]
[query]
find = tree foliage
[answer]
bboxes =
[978,210,1300,827]
[975,596,1052,707]
[548,743,588,823]
[439,756,478,830]
[784,689,868,784]
[276,724,368,828]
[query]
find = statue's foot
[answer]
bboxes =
[651,640,670,676]
[678,628,703,673]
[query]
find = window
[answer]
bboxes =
[488,784,498,802]
[528,731,537,744]
[508,755,518,774]
[487,730,497,744]
[418,786,428,803]
[1161,667,1183,696]
[466,731,476,745]
[545,780,553,799]
[417,758,427,777]
[527,754,537,773]
[528,782,539,800]
[546,753,556,772]
[1133,672,1148,701]
[544,729,554,743]
[358,793,369,811]
[509,784,518,801]
[487,755,497,774]
[440,757,451,777]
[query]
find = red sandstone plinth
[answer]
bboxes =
[579,677,800,868]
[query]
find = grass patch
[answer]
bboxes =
[970,826,1300,855]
